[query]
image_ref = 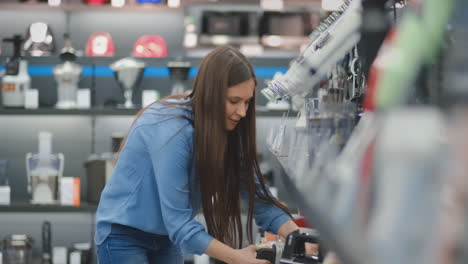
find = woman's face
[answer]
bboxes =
[225,78,255,131]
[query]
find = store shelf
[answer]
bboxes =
[0,2,182,13]
[0,108,139,116]
[0,0,321,12]
[0,202,97,213]
[0,107,295,117]
[0,56,291,67]
[184,0,322,8]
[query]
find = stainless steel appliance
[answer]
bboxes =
[41,221,52,264]
[2,235,34,264]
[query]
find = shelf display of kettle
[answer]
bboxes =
[1,35,31,108]
[110,57,146,108]
[26,131,64,205]
[54,34,82,109]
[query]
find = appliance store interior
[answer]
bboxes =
[1,0,467,263]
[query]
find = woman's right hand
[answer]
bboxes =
[230,245,271,264]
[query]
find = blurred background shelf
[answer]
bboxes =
[0,202,97,213]
[0,107,295,116]
[0,0,321,12]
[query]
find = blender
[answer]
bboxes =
[110,57,146,108]
[54,34,82,109]
[1,35,31,108]
[26,131,64,204]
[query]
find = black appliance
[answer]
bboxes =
[257,230,325,264]
[202,11,250,36]
[199,11,259,46]
[259,11,315,50]
[259,12,313,37]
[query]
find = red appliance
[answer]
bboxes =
[133,35,167,58]
[293,213,310,228]
[85,32,115,57]
[83,0,110,5]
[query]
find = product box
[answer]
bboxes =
[60,177,80,206]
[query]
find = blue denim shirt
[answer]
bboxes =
[95,100,291,255]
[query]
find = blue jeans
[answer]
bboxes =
[97,224,184,264]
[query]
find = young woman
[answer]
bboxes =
[95,46,299,264]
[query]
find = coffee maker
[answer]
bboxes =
[110,57,145,108]
[1,35,31,108]
[26,131,64,204]
[85,133,124,204]
[54,34,82,109]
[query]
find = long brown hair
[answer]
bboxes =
[130,46,291,248]
[188,46,291,248]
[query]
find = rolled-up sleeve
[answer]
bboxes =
[140,122,213,255]
[242,175,291,234]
